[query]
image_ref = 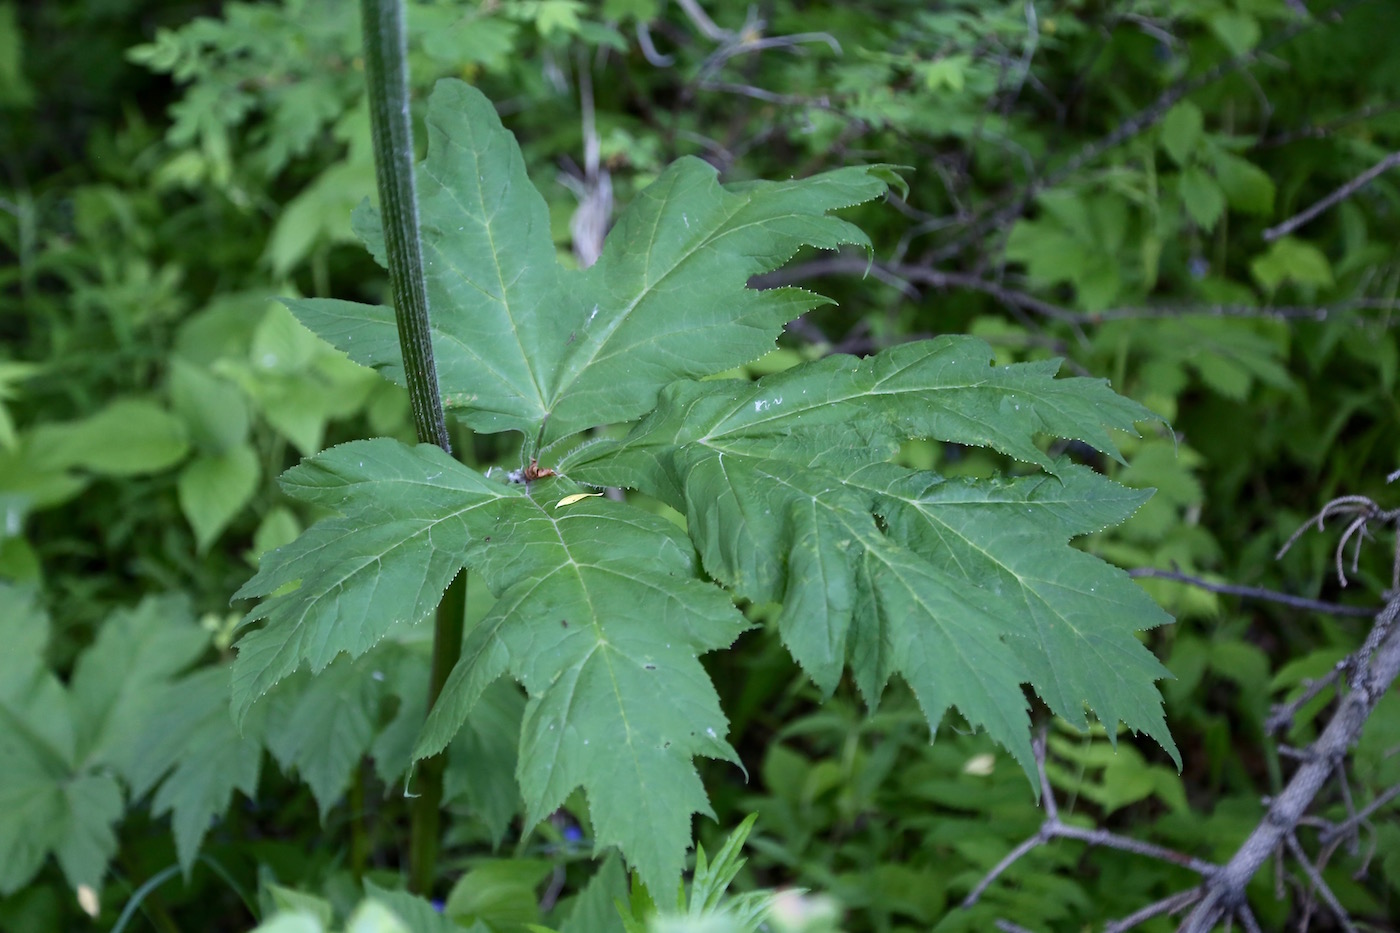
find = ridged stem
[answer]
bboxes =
[359,0,463,897]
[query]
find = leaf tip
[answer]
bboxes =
[870,163,912,201]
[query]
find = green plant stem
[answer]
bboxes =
[111,864,182,933]
[359,0,450,452]
[360,0,463,896]
[409,569,467,895]
[114,855,181,933]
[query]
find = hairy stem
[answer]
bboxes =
[359,0,461,896]
[359,0,449,452]
[409,570,468,895]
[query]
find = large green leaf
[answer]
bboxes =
[0,755,122,895]
[567,337,1152,476]
[263,656,381,819]
[0,587,209,891]
[232,439,749,894]
[232,79,1176,894]
[68,594,211,775]
[177,446,261,553]
[564,338,1176,769]
[363,881,465,933]
[414,489,749,896]
[230,439,513,721]
[849,463,1176,761]
[559,854,629,933]
[124,666,265,872]
[0,605,85,895]
[442,679,524,848]
[290,79,896,444]
[27,397,190,476]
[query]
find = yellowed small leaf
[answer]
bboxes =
[555,492,603,509]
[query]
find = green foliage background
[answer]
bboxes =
[1,0,1398,930]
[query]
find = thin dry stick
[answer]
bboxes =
[1285,832,1357,933]
[1318,784,1400,846]
[995,921,1040,933]
[755,254,1400,326]
[1105,888,1206,933]
[636,22,674,67]
[1277,494,1400,590]
[563,51,612,269]
[1179,595,1400,933]
[1256,99,1400,149]
[1264,666,1342,735]
[962,733,1217,913]
[1263,151,1400,242]
[674,0,727,41]
[1129,567,1374,617]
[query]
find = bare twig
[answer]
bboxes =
[704,31,841,72]
[1318,784,1400,846]
[963,732,1216,912]
[1286,832,1357,933]
[674,0,727,41]
[1000,2,1040,115]
[1119,13,1181,49]
[1086,300,1399,323]
[1264,666,1342,736]
[1128,567,1375,617]
[754,254,1400,326]
[755,255,1083,323]
[561,51,613,269]
[1179,594,1400,932]
[659,0,841,111]
[963,832,1048,908]
[1105,888,1204,933]
[539,864,568,913]
[1277,494,1400,591]
[698,80,810,105]
[1262,151,1400,242]
[1256,99,1400,148]
[636,22,674,67]
[995,921,1039,933]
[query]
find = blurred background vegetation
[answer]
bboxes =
[1,0,1398,930]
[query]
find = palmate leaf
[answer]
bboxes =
[235,438,748,893]
[232,77,1175,896]
[564,337,1177,771]
[851,462,1176,760]
[0,588,208,892]
[569,338,1152,476]
[263,655,382,820]
[230,440,513,720]
[125,666,265,873]
[412,490,749,895]
[290,79,898,444]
